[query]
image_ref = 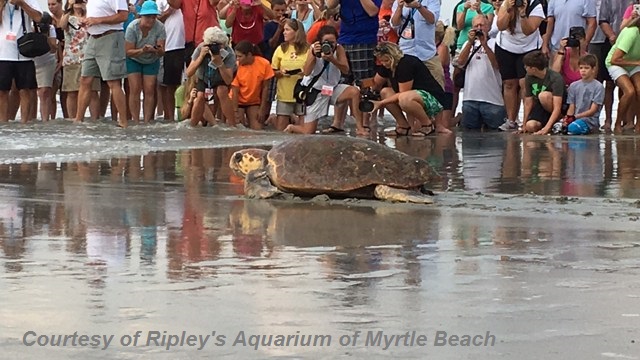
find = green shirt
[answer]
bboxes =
[606,26,640,71]
[455,2,494,49]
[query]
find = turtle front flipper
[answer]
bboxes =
[374,185,435,204]
[244,170,282,199]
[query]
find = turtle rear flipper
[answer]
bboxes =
[374,185,435,204]
[245,170,282,199]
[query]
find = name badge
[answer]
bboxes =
[321,85,333,96]
[6,32,17,41]
[205,88,215,104]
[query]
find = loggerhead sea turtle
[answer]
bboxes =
[229,136,438,204]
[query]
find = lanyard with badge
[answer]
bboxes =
[399,8,417,40]
[6,4,18,41]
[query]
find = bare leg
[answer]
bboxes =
[89,91,100,120]
[274,115,291,131]
[65,91,78,119]
[161,84,177,121]
[337,86,368,135]
[142,75,157,123]
[284,119,318,134]
[190,92,206,127]
[19,90,32,123]
[75,76,95,122]
[601,80,614,131]
[235,106,247,127]
[38,87,52,122]
[155,83,163,118]
[245,105,262,130]
[0,91,8,122]
[614,75,635,133]
[127,73,142,123]
[107,79,128,128]
[503,79,520,122]
[217,86,235,126]
[8,84,20,120]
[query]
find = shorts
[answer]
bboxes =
[0,60,37,91]
[276,101,295,116]
[195,79,228,93]
[423,55,445,90]
[527,101,552,126]
[126,58,161,76]
[495,45,536,81]
[415,90,443,117]
[82,31,126,81]
[567,119,591,135]
[62,63,101,92]
[304,84,349,123]
[440,92,454,111]
[589,41,612,82]
[36,60,56,88]
[607,64,640,82]
[162,49,185,86]
[343,44,376,82]
[461,100,506,130]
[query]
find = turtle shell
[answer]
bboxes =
[266,136,435,197]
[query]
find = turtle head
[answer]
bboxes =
[229,149,269,178]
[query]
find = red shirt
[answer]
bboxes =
[182,0,220,45]
[228,6,264,45]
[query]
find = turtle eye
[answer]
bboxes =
[234,152,244,163]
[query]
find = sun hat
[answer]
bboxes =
[138,1,160,16]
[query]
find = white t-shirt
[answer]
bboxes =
[463,38,504,106]
[495,4,545,54]
[0,0,42,61]
[86,0,128,35]
[157,0,185,51]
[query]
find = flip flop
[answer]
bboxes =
[412,124,436,137]
[384,127,411,137]
[322,125,345,134]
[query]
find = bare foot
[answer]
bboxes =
[355,126,370,136]
[118,120,128,128]
[284,124,294,133]
[613,126,622,134]
[435,125,453,134]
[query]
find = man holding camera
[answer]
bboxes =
[457,15,505,130]
[73,0,129,127]
[391,0,443,89]
[0,0,43,123]
[542,0,597,59]
[185,26,236,127]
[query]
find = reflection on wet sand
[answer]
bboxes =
[1,135,640,359]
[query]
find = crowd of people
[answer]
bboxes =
[1,0,640,135]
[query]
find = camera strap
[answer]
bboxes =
[398,9,416,40]
[461,44,482,70]
[306,60,330,90]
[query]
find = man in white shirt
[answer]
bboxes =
[74,0,129,127]
[0,0,43,123]
[458,15,506,130]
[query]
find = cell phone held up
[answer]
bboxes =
[515,0,524,7]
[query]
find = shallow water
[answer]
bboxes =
[1,128,639,359]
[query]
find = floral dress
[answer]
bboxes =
[63,16,89,66]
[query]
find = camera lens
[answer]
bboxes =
[359,100,374,113]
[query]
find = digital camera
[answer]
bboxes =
[204,43,221,56]
[474,29,483,38]
[566,26,585,48]
[358,88,381,113]
[316,40,333,58]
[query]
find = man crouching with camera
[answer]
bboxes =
[284,26,366,135]
[185,26,236,127]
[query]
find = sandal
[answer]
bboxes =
[322,125,345,134]
[384,126,411,137]
[412,124,436,137]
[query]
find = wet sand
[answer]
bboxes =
[1,132,639,359]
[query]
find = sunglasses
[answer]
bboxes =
[374,45,391,54]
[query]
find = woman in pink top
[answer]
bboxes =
[620,2,640,30]
[550,28,588,87]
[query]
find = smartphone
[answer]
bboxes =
[634,4,640,13]
[287,68,302,75]
[515,0,524,6]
